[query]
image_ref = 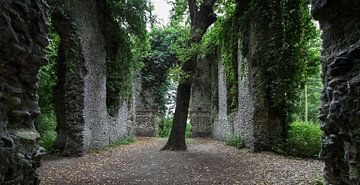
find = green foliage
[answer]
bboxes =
[293,74,322,122]
[108,0,151,40]
[282,121,322,158]
[225,134,245,149]
[199,2,242,113]
[35,112,57,150]
[158,117,192,138]
[104,0,151,115]
[92,136,134,153]
[142,27,180,111]
[109,136,134,148]
[315,175,325,185]
[35,21,59,150]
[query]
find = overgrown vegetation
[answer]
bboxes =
[277,121,322,158]
[92,136,135,153]
[36,0,323,158]
[35,21,59,150]
[158,117,192,138]
[225,135,245,149]
[141,27,180,112]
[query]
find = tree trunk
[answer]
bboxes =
[162,0,216,150]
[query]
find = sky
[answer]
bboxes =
[151,0,172,25]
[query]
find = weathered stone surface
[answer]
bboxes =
[0,0,48,184]
[235,39,255,147]
[134,72,159,137]
[213,52,233,141]
[311,0,360,184]
[190,57,213,137]
[50,0,133,156]
[211,1,297,150]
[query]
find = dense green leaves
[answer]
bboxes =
[284,121,322,158]
[35,21,59,150]
[142,27,180,111]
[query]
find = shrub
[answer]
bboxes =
[285,121,322,158]
[226,134,245,149]
[35,111,57,150]
[158,117,192,138]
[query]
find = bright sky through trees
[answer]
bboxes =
[151,0,171,25]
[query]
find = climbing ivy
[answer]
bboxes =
[200,1,243,113]
[247,0,319,128]
[104,0,151,115]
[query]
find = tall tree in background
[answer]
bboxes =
[162,0,217,150]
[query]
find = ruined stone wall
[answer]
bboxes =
[51,0,133,156]
[311,0,360,184]
[134,72,159,137]
[0,0,48,184]
[212,52,233,141]
[235,39,255,148]
[190,57,213,137]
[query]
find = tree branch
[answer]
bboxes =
[188,0,198,24]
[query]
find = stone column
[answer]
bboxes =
[213,52,233,140]
[0,0,48,184]
[190,57,213,137]
[134,72,158,137]
[311,1,360,184]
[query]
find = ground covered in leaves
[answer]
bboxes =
[37,138,324,185]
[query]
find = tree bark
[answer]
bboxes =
[162,0,216,150]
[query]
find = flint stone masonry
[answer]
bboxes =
[211,34,283,150]
[212,53,233,141]
[311,0,360,184]
[0,0,48,184]
[51,0,133,156]
[134,72,158,137]
[190,57,213,137]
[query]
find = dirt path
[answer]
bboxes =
[37,138,324,185]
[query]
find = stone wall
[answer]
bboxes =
[212,52,233,141]
[0,0,48,184]
[190,57,213,137]
[134,72,159,137]
[311,0,360,184]
[51,0,133,156]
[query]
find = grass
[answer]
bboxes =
[92,136,134,153]
[226,134,245,149]
[158,117,192,138]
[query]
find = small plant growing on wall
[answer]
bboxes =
[226,135,245,149]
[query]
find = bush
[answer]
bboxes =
[226,135,245,149]
[35,111,57,150]
[285,121,322,158]
[158,117,192,138]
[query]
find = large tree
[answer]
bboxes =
[162,0,217,150]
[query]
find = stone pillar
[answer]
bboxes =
[134,72,158,137]
[0,0,48,184]
[190,57,213,137]
[213,52,233,140]
[236,39,255,148]
[311,1,360,184]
